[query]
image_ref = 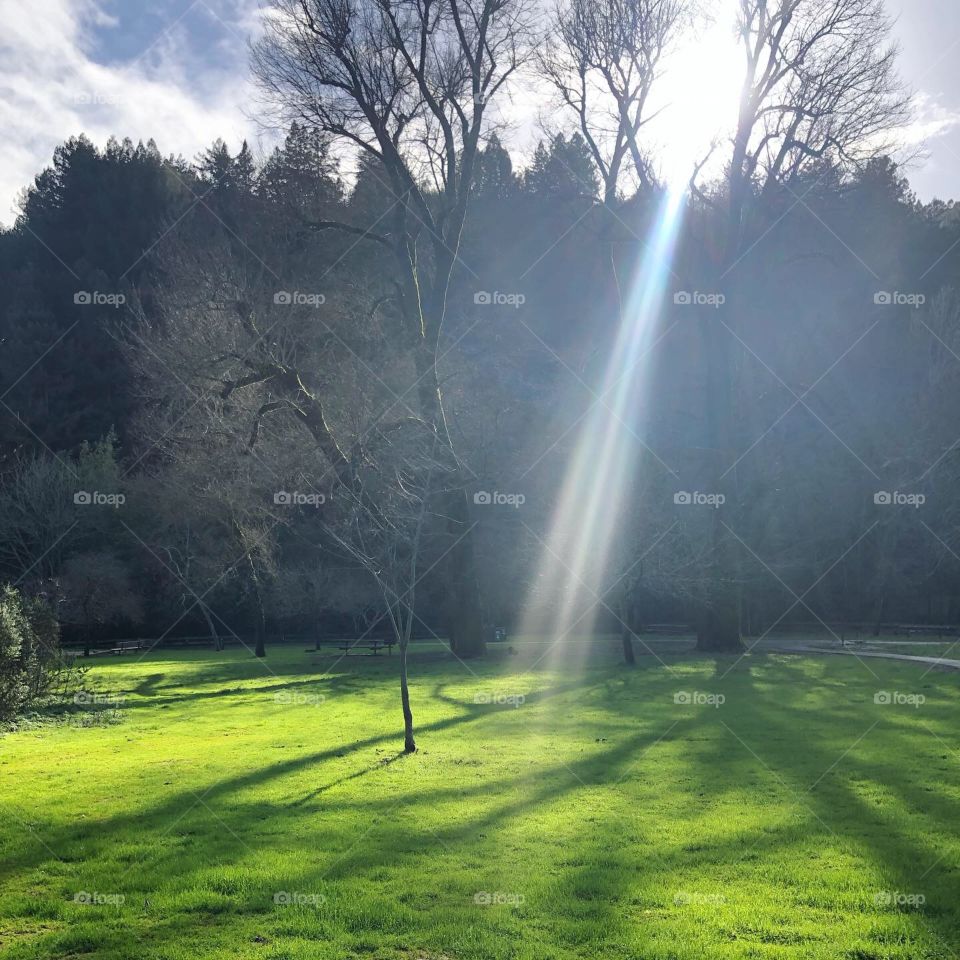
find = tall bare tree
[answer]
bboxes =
[539,0,688,203]
[251,0,535,658]
[692,0,911,650]
[722,0,910,254]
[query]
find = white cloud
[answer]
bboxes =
[900,92,960,146]
[0,0,262,225]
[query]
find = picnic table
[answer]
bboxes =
[310,638,397,656]
[338,639,396,656]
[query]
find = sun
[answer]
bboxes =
[651,15,745,188]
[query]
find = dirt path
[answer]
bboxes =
[767,643,960,671]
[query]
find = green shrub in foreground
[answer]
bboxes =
[0,584,79,722]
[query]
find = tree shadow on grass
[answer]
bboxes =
[112,674,370,712]
[715,656,960,952]
[0,671,614,890]
[10,654,958,958]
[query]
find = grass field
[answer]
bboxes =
[1,640,959,959]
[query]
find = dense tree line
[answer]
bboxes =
[2,130,959,640]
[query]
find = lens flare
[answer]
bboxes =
[518,186,687,663]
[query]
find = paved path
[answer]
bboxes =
[768,644,960,671]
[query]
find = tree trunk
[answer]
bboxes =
[618,596,636,665]
[254,615,266,658]
[690,133,761,655]
[695,303,743,653]
[873,595,885,637]
[446,490,486,658]
[399,638,416,753]
[238,528,267,658]
[413,351,486,659]
[201,605,222,651]
[696,604,742,652]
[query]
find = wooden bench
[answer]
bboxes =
[335,639,397,656]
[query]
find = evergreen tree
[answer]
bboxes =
[523,133,599,200]
[259,122,341,217]
[472,134,517,200]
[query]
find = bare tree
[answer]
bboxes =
[58,552,143,656]
[539,0,688,203]
[324,422,455,753]
[719,0,911,253]
[131,469,243,651]
[127,281,292,660]
[0,437,123,584]
[250,0,536,658]
[690,0,911,651]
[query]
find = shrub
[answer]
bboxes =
[0,585,80,722]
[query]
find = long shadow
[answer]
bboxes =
[0,672,608,888]
[7,654,886,958]
[97,647,522,712]
[111,674,370,712]
[287,674,610,806]
[86,668,823,958]
[716,656,960,952]
[18,653,955,958]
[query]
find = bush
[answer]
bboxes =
[0,585,79,722]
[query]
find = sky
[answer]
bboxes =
[0,0,958,226]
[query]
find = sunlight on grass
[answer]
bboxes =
[1,647,958,959]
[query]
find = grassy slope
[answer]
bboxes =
[0,642,958,959]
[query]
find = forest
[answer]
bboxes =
[2,118,960,659]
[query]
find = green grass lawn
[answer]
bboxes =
[1,640,959,959]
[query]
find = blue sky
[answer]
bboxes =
[0,0,263,224]
[0,0,958,225]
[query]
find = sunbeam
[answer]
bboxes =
[518,186,687,662]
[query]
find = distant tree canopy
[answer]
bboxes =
[1,118,959,653]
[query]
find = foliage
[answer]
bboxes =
[0,585,80,722]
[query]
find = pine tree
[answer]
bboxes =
[523,133,599,200]
[472,134,517,200]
